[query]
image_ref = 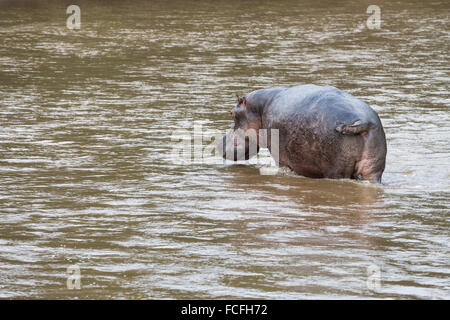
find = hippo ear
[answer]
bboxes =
[236,94,247,105]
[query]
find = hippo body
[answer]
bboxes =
[221,84,387,183]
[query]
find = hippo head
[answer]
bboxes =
[221,94,261,161]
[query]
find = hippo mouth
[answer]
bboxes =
[220,130,260,161]
[221,131,251,161]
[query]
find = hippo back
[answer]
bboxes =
[262,85,383,138]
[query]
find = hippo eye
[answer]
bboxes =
[233,109,247,127]
[234,108,244,118]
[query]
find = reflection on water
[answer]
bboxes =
[0,0,449,299]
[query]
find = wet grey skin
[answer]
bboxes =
[221,84,387,183]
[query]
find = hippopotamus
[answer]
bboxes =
[221,84,387,183]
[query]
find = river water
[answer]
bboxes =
[0,0,448,299]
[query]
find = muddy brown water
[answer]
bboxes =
[0,0,449,299]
